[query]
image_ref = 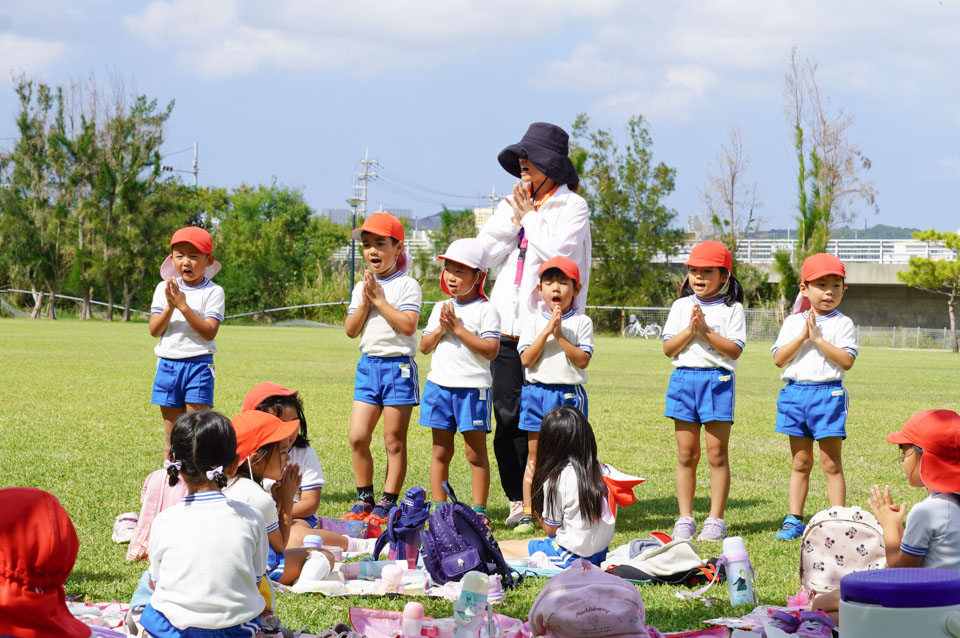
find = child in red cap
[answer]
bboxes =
[514,255,594,532]
[148,226,225,461]
[812,409,960,621]
[771,253,857,540]
[343,212,423,526]
[0,487,92,638]
[419,238,501,521]
[662,240,747,542]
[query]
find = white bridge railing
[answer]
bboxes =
[665,239,957,265]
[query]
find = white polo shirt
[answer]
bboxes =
[542,465,614,558]
[662,296,746,372]
[900,492,960,571]
[772,310,858,383]
[518,309,593,385]
[151,278,225,359]
[224,476,280,535]
[347,270,422,357]
[148,491,266,629]
[422,298,501,389]
[477,185,591,338]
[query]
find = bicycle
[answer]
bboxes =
[621,315,662,339]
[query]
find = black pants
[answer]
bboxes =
[491,336,527,502]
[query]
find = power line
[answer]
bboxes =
[375,164,480,200]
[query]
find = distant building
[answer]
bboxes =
[321,208,353,225]
[473,206,495,231]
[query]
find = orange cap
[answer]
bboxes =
[801,253,845,282]
[242,382,298,412]
[885,409,960,493]
[170,226,214,257]
[539,256,580,285]
[685,240,732,271]
[231,410,300,462]
[351,212,405,243]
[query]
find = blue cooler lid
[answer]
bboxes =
[841,568,960,608]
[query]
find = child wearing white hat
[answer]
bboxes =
[419,238,502,523]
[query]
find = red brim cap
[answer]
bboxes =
[684,240,732,271]
[170,226,214,257]
[539,256,580,285]
[242,383,298,412]
[801,253,845,282]
[885,409,960,492]
[351,212,405,243]
[231,410,300,462]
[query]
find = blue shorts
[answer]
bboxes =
[419,381,492,433]
[528,538,608,568]
[151,355,215,408]
[267,546,285,582]
[775,381,848,440]
[519,383,588,432]
[353,354,420,406]
[664,367,735,425]
[300,514,319,528]
[140,604,259,637]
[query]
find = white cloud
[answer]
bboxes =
[0,33,65,75]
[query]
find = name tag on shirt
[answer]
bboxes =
[399,363,411,378]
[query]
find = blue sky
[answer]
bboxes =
[1,0,958,231]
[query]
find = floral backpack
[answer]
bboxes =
[799,505,886,594]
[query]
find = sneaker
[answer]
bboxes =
[774,514,806,541]
[514,514,536,534]
[341,500,373,521]
[365,500,395,527]
[795,610,835,637]
[697,517,727,542]
[505,501,525,526]
[672,516,697,540]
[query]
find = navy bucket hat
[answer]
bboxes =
[498,122,579,189]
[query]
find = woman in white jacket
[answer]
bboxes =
[477,122,592,527]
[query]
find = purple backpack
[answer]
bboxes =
[372,487,430,566]
[419,482,518,588]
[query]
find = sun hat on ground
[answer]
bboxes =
[438,238,490,300]
[242,382,298,412]
[498,122,579,189]
[160,226,222,280]
[0,487,91,638]
[885,409,960,493]
[539,256,581,286]
[685,240,733,271]
[231,410,300,463]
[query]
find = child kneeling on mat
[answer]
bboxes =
[500,406,613,567]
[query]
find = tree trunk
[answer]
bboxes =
[104,279,114,321]
[949,293,958,353]
[45,285,56,319]
[80,287,92,320]
[30,286,42,319]
[122,277,133,322]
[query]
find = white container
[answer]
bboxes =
[839,568,960,638]
[721,536,756,607]
[299,550,332,582]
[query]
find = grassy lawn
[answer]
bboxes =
[1,318,958,633]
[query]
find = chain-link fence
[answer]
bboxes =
[585,306,783,342]
[855,325,958,350]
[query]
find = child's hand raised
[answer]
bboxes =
[275,462,302,505]
[692,304,709,335]
[548,304,563,338]
[868,484,906,528]
[363,272,385,305]
[806,311,823,344]
[438,301,461,334]
[165,278,185,310]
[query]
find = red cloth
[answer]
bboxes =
[0,487,91,638]
[602,473,645,520]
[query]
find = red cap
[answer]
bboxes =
[885,409,960,493]
[685,240,732,271]
[170,226,214,257]
[0,488,91,638]
[801,253,845,282]
[351,212,405,243]
[231,410,300,463]
[539,256,581,285]
[242,382,298,412]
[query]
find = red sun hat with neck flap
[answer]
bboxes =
[885,409,960,493]
[801,253,845,282]
[231,410,300,463]
[539,256,581,285]
[0,487,91,638]
[161,226,222,280]
[242,382,298,412]
[351,212,405,243]
[685,240,732,271]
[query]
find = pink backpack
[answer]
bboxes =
[799,505,886,595]
[528,559,662,638]
[125,468,187,561]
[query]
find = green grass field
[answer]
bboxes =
[1,319,958,633]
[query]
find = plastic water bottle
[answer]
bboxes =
[722,536,756,606]
[303,534,323,548]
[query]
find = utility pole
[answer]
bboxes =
[192,142,199,187]
[347,148,378,291]
[486,185,501,209]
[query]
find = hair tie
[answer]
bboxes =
[205,466,224,481]
[164,460,182,471]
